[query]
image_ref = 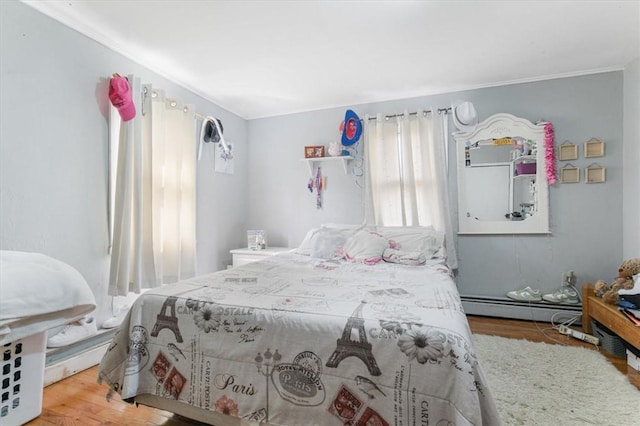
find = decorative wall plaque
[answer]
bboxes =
[585,163,606,183]
[558,141,578,161]
[584,138,605,158]
[559,163,580,183]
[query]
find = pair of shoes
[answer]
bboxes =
[506,286,542,302]
[542,287,580,304]
[47,316,98,348]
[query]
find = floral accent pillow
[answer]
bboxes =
[375,226,446,260]
[342,229,389,265]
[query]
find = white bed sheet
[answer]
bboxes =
[0,250,96,345]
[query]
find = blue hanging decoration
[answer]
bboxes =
[340,109,362,146]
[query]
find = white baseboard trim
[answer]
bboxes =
[43,342,110,386]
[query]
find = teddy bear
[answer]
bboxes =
[594,258,640,304]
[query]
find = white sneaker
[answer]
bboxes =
[542,287,580,304]
[47,316,98,348]
[102,311,127,328]
[102,306,129,329]
[506,286,542,302]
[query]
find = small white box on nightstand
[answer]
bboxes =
[627,349,640,371]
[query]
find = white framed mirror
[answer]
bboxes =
[454,113,550,234]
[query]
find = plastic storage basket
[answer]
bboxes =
[516,162,537,175]
[1,332,46,425]
[591,320,626,356]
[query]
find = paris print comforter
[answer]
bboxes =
[98,252,499,425]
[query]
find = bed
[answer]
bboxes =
[98,225,499,425]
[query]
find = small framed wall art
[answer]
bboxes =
[558,141,578,161]
[585,163,606,183]
[584,138,605,158]
[559,163,580,183]
[304,145,325,158]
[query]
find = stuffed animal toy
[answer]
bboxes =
[594,258,640,304]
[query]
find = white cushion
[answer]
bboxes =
[297,224,363,257]
[310,227,356,260]
[382,248,427,265]
[375,226,445,259]
[343,229,389,264]
[296,227,321,256]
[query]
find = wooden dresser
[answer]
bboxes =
[582,283,640,351]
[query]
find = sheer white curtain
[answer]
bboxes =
[364,109,458,269]
[109,79,197,296]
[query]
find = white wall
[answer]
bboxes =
[247,108,365,248]
[248,72,626,297]
[0,1,248,323]
[623,58,640,258]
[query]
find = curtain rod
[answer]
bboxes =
[194,108,453,121]
[366,107,451,121]
[194,109,453,122]
[141,86,210,120]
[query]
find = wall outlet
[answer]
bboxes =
[563,270,576,287]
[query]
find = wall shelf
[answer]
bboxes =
[513,173,536,180]
[301,156,353,175]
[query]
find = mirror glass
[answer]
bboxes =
[454,113,550,234]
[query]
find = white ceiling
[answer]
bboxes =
[23,0,640,119]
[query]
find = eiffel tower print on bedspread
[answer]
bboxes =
[326,301,381,376]
[151,296,184,343]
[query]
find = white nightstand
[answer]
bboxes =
[230,247,291,267]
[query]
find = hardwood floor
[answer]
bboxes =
[24,366,202,426]
[24,315,639,425]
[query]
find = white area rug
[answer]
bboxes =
[473,334,640,426]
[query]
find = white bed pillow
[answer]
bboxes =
[297,224,364,256]
[311,228,348,260]
[343,229,389,264]
[309,225,364,260]
[382,248,427,265]
[375,226,445,260]
[296,227,322,256]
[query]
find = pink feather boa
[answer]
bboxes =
[544,123,556,184]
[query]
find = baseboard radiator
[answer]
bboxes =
[461,294,583,324]
[43,328,117,386]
